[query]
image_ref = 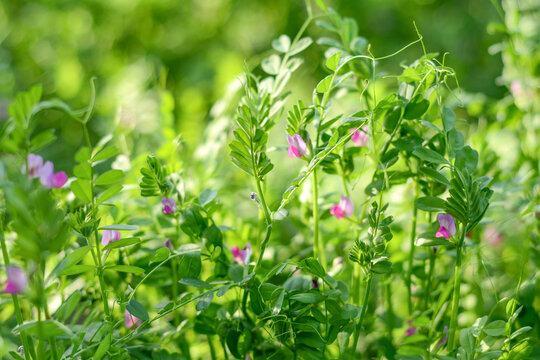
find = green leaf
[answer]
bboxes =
[196,291,214,311]
[291,292,324,304]
[179,277,211,288]
[455,146,478,173]
[272,35,291,53]
[73,163,92,180]
[178,252,202,278]
[419,167,450,186]
[371,259,392,274]
[289,37,313,55]
[71,179,92,203]
[150,247,170,263]
[95,170,124,185]
[30,129,56,152]
[93,334,111,360]
[415,232,452,247]
[326,51,342,71]
[415,197,447,212]
[262,54,281,75]
[126,299,150,321]
[316,75,333,93]
[199,188,217,206]
[92,146,118,163]
[299,257,326,278]
[50,246,91,278]
[442,106,455,132]
[97,184,123,204]
[102,237,140,250]
[403,94,429,120]
[106,265,145,274]
[13,320,71,339]
[483,320,506,337]
[459,328,475,354]
[99,224,138,230]
[58,264,95,276]
[75,147,91,162]
[413,147,449,165]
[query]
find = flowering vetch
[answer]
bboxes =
[350,126,369,147]
[21,154,67,188]
[124,310,142,329]
[330,195,354,220]
[164,238,173,251]
[161,197,177,215]
[101,230,121,246]
[286,134,307,158]
[436,214,456,239]
[3,266,28,295]
[405,320,416,336]
[231,243,251,265]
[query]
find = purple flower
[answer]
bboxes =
[161,197,177,215]
[311,278,319,289]
[231,243,251,265]
[21,154,43,178]
[3,266,28,295]
[21,154,67,188]
[164,238,173,251]
[124,309,141,329]
[101,230,121,246]
[330,195,354,220]
[405,320,416,336]
[350,126,369,147]
[436,214,456,240]
[287,134,307,158]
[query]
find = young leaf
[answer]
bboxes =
[126,299,150,321]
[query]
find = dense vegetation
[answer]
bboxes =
[0,0,538,359]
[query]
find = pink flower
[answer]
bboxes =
[350,126,369,147]
[161,197,177,215]
[510,80,523,97]
[21,154,43,178]
[484,225,503,247]
[101,230,121,246]
[405,320,416,336]
[231,243,251,265]
[164,238,173,251]
[436,214,456,239]
[3,266,28,295]
[287,134,307,158]
[330,195,354,220]
[124,309,141,329]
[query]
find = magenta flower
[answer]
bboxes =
[161,197,177,215]
[484,225,503,247]
[231,243,251,265]
[124,309,142,329]
[164,238,173,251]
[405,320,416,336]
[21,154,44,178]
[3,266,28,295]
[39,161,68,189]
[287,134,307,158]
[350,126,369,147]
[330,195,354,220]
[436,214,456,239]
[101,230,121,246]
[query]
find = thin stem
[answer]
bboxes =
[424,248,436,309]
[407,179,419,315]
[448,228,465,350]
[254,225,273,273]
[385,276,395,343]
[0,217,35,360]
[352,273,373,353]
[312,168,326,267]
[207,335,217,360]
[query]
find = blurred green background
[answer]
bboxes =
[0,0,503,156]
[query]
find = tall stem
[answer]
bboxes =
[448,228,465,350]
[352,273,373,353]
[0,217,35,359]
[406,180,419,315]
[312,168,326,268]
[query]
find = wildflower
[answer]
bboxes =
[101,230,121,246]
[350,126,369,147]
[21,154,43,178]
[405,320,416,336]
[164,238,173,251]
[161,197,177,215]
[510,80,522,97]
[124,309,141,329]
[231,243,251,265]
[330,195,354,220]
[311,278,319,289]
[286,134,307,158]
[484,225,503,247]
[3,266,28,295]
[435,214,456,240]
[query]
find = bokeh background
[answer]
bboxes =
[1,0,505,159]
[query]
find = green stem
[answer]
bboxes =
[385,276,395,343]
[207,335,217,360]
[0,217,35,359]
[254,225,273,273]
[448,229,465,350]
[352,273,373,353]
[407,180,419,315]
[312,168,326,268]
[424,248,436,309]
